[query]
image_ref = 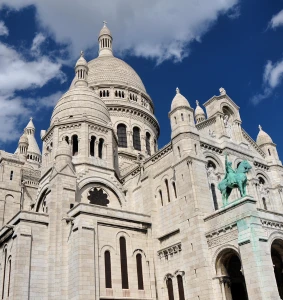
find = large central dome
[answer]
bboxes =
[87,56,146,93]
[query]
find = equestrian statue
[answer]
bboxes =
[218,154,252,206]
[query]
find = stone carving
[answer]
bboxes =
[207,230,238,247]
[219,87,226,95]
[158,242,182,260]
[223,115,232,138]
[209,129,216,138]
[218,154,252,205]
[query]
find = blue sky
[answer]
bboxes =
[0,0,283,158]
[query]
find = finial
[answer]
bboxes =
[103,20,107,27]
[30,117,33,121]
[80,50,84,57]
[176,87,180,94]
[259,125,262,131]
[196,100,199,106]
[219,87,226,95]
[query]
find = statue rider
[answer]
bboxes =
[224,153,236,185]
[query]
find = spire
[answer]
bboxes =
[24,118,42,157]
[98,21,113,57]
[74,51,88,87]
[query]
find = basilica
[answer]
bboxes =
[0,23,283,300]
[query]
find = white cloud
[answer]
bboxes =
[31,32,46,55]
[269,9,283,29]
[0,34,65,143]
[251,59,283,105]
[1,0,239,63]
[0,21,8,36]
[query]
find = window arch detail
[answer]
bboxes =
[104,251,112,288]
[133,127,141,151]
[119,237,129,289]
[117,124,127,148]
[136,253,144,290]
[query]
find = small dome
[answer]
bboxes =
[256,125,273,146]
[171,88,190,111]
[99,22,112,37]
[51,86,111,126]
[19,132,28,145]
[195,100,205,117]
[75,51,87,68]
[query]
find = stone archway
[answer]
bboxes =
[216,248,248,300]
[271,239,283,298]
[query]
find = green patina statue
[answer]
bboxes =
[218,153,252,206]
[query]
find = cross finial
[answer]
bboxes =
[259,124,262,131]
[176,87,180,94]
[103,20,107,27]
[30,117,33,121]
[80,50,84,57]
[196,100,199,106]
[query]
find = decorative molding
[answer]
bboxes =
[151,143,172,163]
[158,242,182,259]
[254,161,269,171]
[242,129,266,158]
[206,223,238,248]
[59,123,81,131]
[89,124,109,134]
[260,219,283,230]
[200,142,222,154]
[196,116,216,130]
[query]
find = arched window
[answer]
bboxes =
[122,91,125,98]
[211,183,218,210]
[104,251,112,288]
[2,248,7,299]
[177,146,181,158]
[103,90,106,97]
[174,116,177,124]
[72,135,78,156]
[65,136,69,144]
[263,197,267,210]
[172,182,177,198]
[165,179,170,203]
[90,136,96,157]
[166,277,174,300]
[177,275,185,300]
[100,91,102,97]
[268,148,271,156]
[130,93,132,100]
[154,139,157,152]
[133,127,141,151]
[107,90,109,97]
[7,258,11,297]
[146,132,151,155]
[181,113,184,121]
[119,91,121,98]
[136,253,144,290]
[117,124,127,148]
[119,237,129,289]
[159,190,163,206]
[115,91,118,97]
[98,138,104,159]
[9,171,13,181]
[194,144,197,155]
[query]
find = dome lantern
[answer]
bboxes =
[98,21,113,57]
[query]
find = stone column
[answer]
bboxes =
[237,211,280,300]
[95,141,99,158]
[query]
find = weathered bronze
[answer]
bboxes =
[218,154,252,206]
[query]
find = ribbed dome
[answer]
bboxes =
[51,86,111,126]
[171,88,190,111]
[195,100,205,116]
[75,53,87,68]
[87,56,146,92]
[257,125,273,146]
[99,24,111,37]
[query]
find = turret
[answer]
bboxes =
[194,100,206,124]
[169,88,199,159]
[54,139,72,171]
[25,117,42,165]
[98,21,113,57]
[17,131,29,159]
[256,125,281,165]
[74,51,88,88]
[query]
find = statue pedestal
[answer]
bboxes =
[222,195,255,209]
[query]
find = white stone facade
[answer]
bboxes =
[0,24,283,300]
